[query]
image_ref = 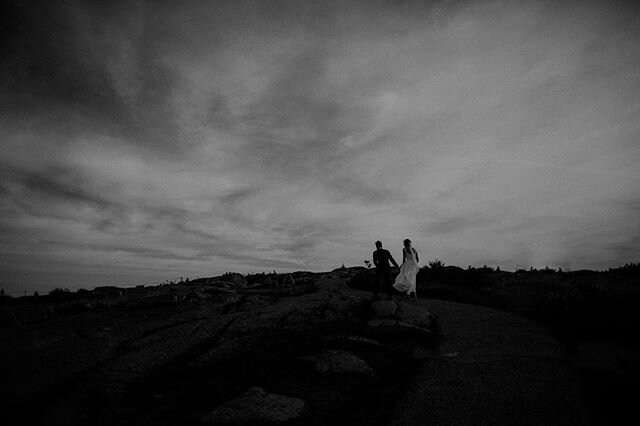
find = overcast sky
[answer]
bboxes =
[1,0,639,293]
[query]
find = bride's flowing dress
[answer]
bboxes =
[393,247,419,296]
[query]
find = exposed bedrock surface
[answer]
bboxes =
[1,268,586,425]
[389,299,588,426]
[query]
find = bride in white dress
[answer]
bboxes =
[393,239,420,299]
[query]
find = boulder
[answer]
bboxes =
[301,349,375,376]
[395,301,434,329]
[202,387,308,425]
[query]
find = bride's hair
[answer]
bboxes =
[403,239,411,247]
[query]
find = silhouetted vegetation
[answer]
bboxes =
[245,272,278,285]
[48,287,72,300]
[608,262,640,276]
[428,258,445,270]
[0,288,10,305]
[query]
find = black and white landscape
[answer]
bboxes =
[1,1,639,425]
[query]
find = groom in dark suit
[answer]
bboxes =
[373,240,399,300]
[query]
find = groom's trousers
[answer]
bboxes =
[374,268,393,299]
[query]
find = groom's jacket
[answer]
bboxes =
[373,249,399,271]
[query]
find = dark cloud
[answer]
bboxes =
[241,49,340,137]
[1,2,118,104]
[0,164,120,223]
[19,168,111,208]
[0,0,184,155]
[212,47,374,178]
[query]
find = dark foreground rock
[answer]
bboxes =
[301,349,376,377]
[0,268,435,426]
[202,387,308,425]
[1,268,587,425]
[388,299,589,426]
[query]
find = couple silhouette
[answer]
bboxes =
[372,239,419,300]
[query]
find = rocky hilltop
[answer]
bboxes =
[1,267,588,425]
